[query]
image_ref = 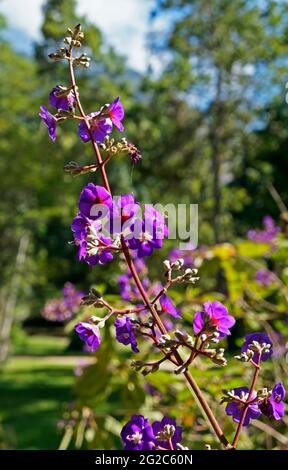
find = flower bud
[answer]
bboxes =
[163,259,171,271]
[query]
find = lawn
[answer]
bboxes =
[0,336,77,449]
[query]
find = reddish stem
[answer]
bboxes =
[231,355,261,448]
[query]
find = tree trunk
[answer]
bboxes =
[209,69,223,244]
[0,232,29,362]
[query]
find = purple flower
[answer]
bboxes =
[193,300,235,338]
[71,213,113,266]
[109,194,140,234]
[159,294,181,319]
[78,112,112,143]
[242,332,273,363]
[259,383,285,420]
[42,282,83,322]
[49,86,75,111]
[39,105,57,141]
[118,259,150,302]
[170,247,194,267]
[75,322,101,352]
[108,96,124,132]
[127,206,168,258]
[79,183,112,218]
[152,416,182,450]
[247,216,280,243]
[121,415,154,450]
[225,387,261,426]
[115,317,139,353]
[254,269,274,287]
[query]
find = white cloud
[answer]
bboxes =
[0,0,44,38]
[0,0,152,71]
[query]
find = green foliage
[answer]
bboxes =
[1,0,288,451]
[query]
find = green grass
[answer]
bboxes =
[12,334,69,356]
[0,336,76,450]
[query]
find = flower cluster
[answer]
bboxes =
[40,90,124,145]
[43,25,287,451]
[42,282,83,322]
[223,332,285,426]
[247,215,280,244]
[121,415,183,450]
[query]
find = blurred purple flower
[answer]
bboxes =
[169,247,194,267]
[74,358,91,377]
[42,282,83,322]
[247,216,280,243]
[254,269,274,287]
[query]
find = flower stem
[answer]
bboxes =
[68,53,230,449]
[231,356,261,448]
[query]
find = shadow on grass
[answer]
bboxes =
[0,361,75,449]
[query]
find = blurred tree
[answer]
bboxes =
[0,1,137,359]
[145,0,288,242]
[233,97,288,231]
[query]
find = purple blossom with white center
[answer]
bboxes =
[225,387,261,426]
[254,269,274,287]
[78,112,112,143]
[242,332,273,363]
[159,294,181,319]
[49,86,75,111]
[108,96,124,132]
[39,105,57,141]
[152,416,183,450]
[121,415,154,450]
[247,215,280,243]
[42,282,83,322]
[75,322,101,352]
[127,207,168,258]
[79,183,112,218]
[71,213,113,266]
[259,383,286,420]
[115,317,139,353]
[193,300,235,338]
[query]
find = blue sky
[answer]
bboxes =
[0,0,153,71]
